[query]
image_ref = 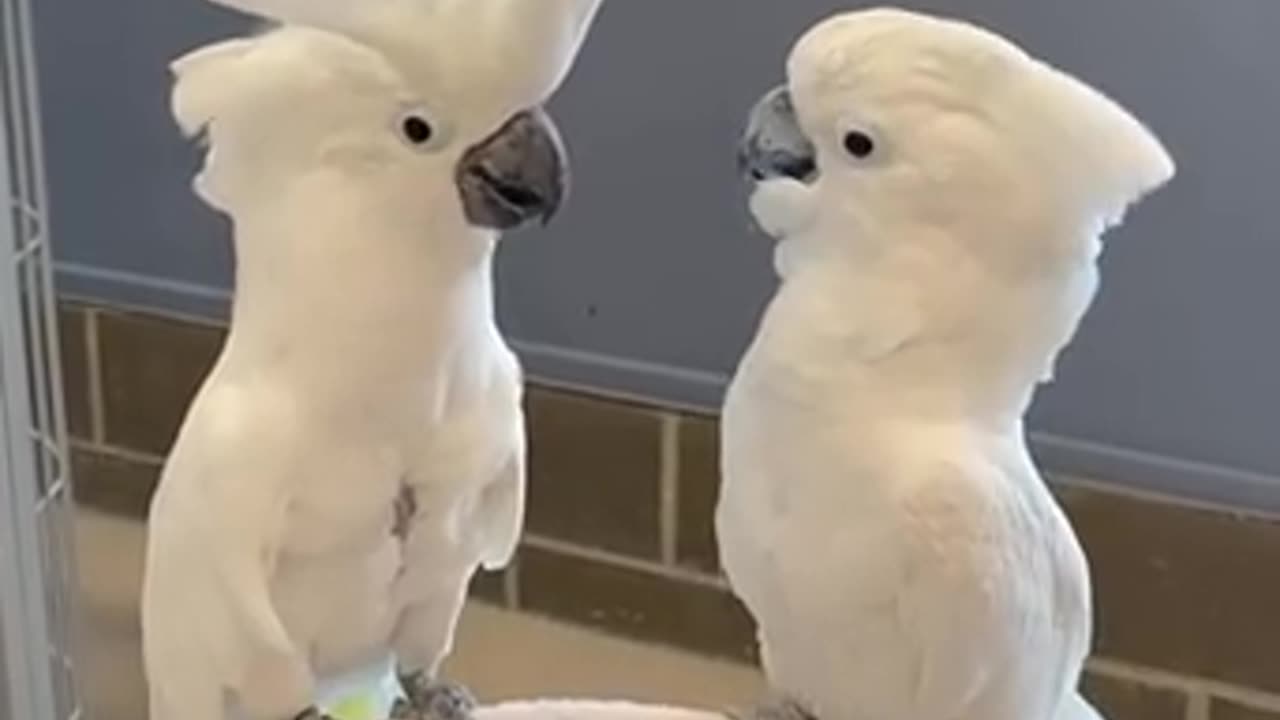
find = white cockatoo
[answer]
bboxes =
[721,8,1174,720]
[141,3,603,720]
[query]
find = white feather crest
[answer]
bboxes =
[170,38,256,138]
[203,0,605,109]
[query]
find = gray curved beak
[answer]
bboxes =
[456,108,569,231]
[738,85,818,184]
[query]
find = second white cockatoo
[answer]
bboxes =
[141,2,603,720]
[722,8,1174,720]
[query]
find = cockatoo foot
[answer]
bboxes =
[391,673,476,720]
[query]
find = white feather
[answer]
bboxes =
[142,2,603,713]
[720,9,1174,720]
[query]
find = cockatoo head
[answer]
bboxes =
[739,7,1174,270]
[738,8,1176,408]
[173,0,604,234]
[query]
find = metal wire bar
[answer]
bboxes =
[0,0,83,713]
[1,0,33,235]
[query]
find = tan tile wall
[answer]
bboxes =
[58,301,1280,720]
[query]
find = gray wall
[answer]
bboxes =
[36,0,1280,510]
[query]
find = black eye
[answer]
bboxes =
[401,115,434,145]
[843,131,875,159]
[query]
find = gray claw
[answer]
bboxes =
[396,673,477,720]
[391,699,418,720]
[293,708,337,720]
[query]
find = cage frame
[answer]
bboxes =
[0,0,84,714]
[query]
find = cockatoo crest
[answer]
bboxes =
[170,29,429,211]
[170,0,602,225]
[203,0,602,125]
[787,7,1174,266]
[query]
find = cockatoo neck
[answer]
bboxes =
[220,184,500,391]
[765,217,1099,428]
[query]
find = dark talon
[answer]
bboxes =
[293,707,336,720]
[396,672,476,720]
[391,698,417,720]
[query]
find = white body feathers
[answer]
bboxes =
[720,9,1173,720]
[145,28,525,720]
[143,1,602,716]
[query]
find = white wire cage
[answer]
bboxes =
[0,0,84,714]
